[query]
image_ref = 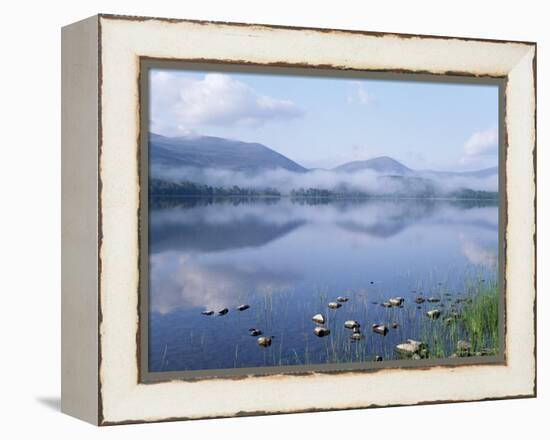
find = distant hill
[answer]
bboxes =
[150,133,307,174]
[334,156,497,179]
[333,156,413,174]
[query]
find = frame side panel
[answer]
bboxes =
[61,15,100,425]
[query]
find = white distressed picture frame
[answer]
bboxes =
[61,14,536,425]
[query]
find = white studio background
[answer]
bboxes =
[0,1,546,438]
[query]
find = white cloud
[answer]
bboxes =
[460,236,497,268]
[460,127,498,168]
[150,71,302,135]
[150,254,299,313]
[347,81,371,105]
[463,128,498,156]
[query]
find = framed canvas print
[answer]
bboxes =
[61,14,537,425]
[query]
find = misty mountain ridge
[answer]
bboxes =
[150,132,307,174]
[333,156,497,179]
[149,133,498,198]
[150,132,496,177]
[334,156,413,174]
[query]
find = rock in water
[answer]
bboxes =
[427,297,440,303]
[312,313,325,325]
[336,296,349,303]
[236,304,250,311]
[350,331,363,341]
[372,324,388,336]
[313,327,331,337]
[415,297,425,304]
[391,322,398,329]
[478,348,497,356]
[344,320,360,330]
[328,302,341,309]
[201,310,214,316]
[389,297,404,306]
[217,308,229,316]
[249,328,262,337]
[381,302,392,308]
[374,355,383,361]
[257,336,272,347]
[426,309,441,319]
[395,339,426,357]
[456,340,472,356]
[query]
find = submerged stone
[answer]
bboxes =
[456,340,472,356]
[312,313,325,325]
[257,336,272,347]
[249,328,262,337]
[372,324,388,336]
[478,348,497,356]
[395,339,426,357]
[344,320,360,330]
[314,327,331,337]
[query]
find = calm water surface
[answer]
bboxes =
[148,197,498,372]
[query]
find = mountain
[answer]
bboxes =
[151,132,497,179]
[334,156,497,179]
[149,133,307,174]
[333,156,413,174]
[148,133,497,199]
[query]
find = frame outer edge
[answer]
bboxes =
[95,15,537,424]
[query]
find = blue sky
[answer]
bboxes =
[150,68,499,171]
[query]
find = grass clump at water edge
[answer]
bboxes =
[460,283,499,354]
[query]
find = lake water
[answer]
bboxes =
[148,197,499,372]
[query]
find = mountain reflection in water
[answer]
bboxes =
[148,197,498,372]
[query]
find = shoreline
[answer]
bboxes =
[149,193,499,202]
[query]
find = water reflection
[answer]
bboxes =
[148,197,499,371]
[151,255,301,313]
